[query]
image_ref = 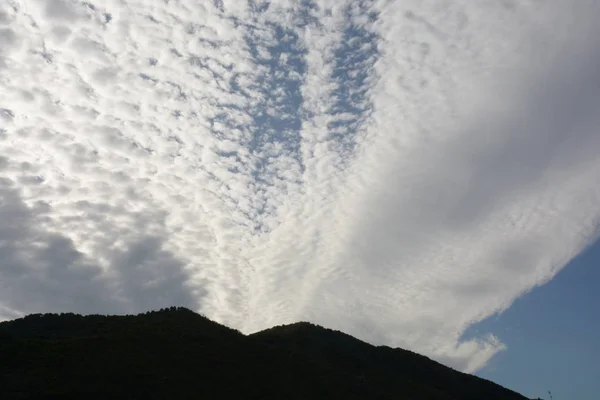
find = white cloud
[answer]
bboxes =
[1,0,599,373]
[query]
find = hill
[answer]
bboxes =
[0,307,529,400]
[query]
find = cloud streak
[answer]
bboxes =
[1,0,599,372]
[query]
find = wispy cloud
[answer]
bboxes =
[1,0,599,372]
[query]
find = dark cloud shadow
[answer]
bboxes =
[0,176,199,318]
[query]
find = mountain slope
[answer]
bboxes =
[252,322,525,400]
[0,308,529,400]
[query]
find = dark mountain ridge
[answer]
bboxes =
[0,307,530,400]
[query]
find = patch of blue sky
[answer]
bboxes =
[326,0,379,159]
[213,1,318,226]
[462,236,600,400]
[244,20,307,177]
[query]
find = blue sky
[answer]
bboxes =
[0,0,599,392]
[469,237,600,400]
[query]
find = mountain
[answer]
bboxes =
[0,307,529,400]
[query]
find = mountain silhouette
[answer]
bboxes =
[0,307,529,400]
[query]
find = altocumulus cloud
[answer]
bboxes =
[1,0,599,373]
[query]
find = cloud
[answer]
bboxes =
[0,175,197,316]
[1,0,599,373]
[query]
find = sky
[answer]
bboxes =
[0,0,599,394]
[470,236,600,400]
